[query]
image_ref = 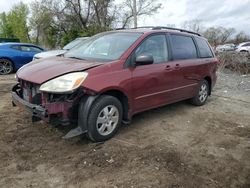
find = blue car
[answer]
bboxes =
[0,43,44,75]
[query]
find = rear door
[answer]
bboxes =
[168,34,201,99]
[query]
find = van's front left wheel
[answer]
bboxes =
[87,95,123,142]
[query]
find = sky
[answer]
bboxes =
[1,0,250,34]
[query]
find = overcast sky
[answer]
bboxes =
[140,0,250,34]
[1,0,250,34]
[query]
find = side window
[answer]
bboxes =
[11,45,21,50]
[20,46,32,52]
[195,37,213,58]
[135,35,168,64]
[170,35,197,60]
[20,46,43,52]
[29,46,43,52]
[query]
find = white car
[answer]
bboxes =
[235,42,250,53]
[215,43,236,52]
[33,37,88,60]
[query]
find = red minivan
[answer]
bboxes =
[12,27,218,142]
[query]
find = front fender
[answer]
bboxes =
[78,95,99,132]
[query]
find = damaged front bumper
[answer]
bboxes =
[11,83,74,125]
[11,83,98,138]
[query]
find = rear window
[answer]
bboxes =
[170,35,197,60]
[195,37,213,58]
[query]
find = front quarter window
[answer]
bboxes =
[65,32,142,62]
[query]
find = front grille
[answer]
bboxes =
[19,79,41,104]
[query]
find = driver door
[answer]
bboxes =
[19,45,43,66]
[130,34,180,113]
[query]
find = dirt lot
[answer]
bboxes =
[0,71,250,188]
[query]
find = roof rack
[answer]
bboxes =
[132,26,201,36]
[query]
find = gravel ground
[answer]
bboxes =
[0,70,249,188]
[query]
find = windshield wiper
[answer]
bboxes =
[67,56,86,60]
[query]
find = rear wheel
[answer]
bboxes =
[190,80,209,106]
[240,50,249,54]
[86,95,123,142]
[0,58,14,75]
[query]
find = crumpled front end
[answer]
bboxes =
[11,79,82,125]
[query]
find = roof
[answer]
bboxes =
[0,42,44,50]
[0,42,40,46]
[114,26,202,37]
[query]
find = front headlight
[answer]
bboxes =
[39,72,88,93]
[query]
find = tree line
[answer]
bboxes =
[0,1,249,49]
[182,19,250,47]
[0,0,161,48]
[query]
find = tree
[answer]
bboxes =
[181,19,204,33]
[7,2,30,42]
[0,2,29,41]
[29,0,117,48]
[203,27,235,47]
[234,31,250,44]
[64,0,115,30]
[0,12,14,38]
[29,0,58,47]
[219,27,235,44]
[90,0,116,29]
[120,0,162,28]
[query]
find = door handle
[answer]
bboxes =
[165,65,172,71]
[175,64,181,69]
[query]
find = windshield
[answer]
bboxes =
[64,32,142,62]
[63,38,87,50]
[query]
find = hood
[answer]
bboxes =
[34,50,67,59]
[17,57,103,84]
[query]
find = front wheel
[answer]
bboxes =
[240,50,249,54]
[86,95,123,142]
[0,58,14,75]
[190,80,209,106]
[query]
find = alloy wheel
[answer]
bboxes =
[199,83,208,103]
[0,59,12,75]
[96,105,119,136]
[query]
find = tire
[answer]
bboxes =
[86,95,123,142]
[240,50,249,54]
[0,58,14,75]
[190,80,209,106]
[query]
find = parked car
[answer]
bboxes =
[235,42,250,53]
[215,43,236,52]
[12,27,218,142]
[0,38,20,43]
[0,43,44,75]
[33,37,88,60]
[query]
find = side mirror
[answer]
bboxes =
[135,54,154,66]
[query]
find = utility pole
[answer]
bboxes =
[133,0,137,28]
